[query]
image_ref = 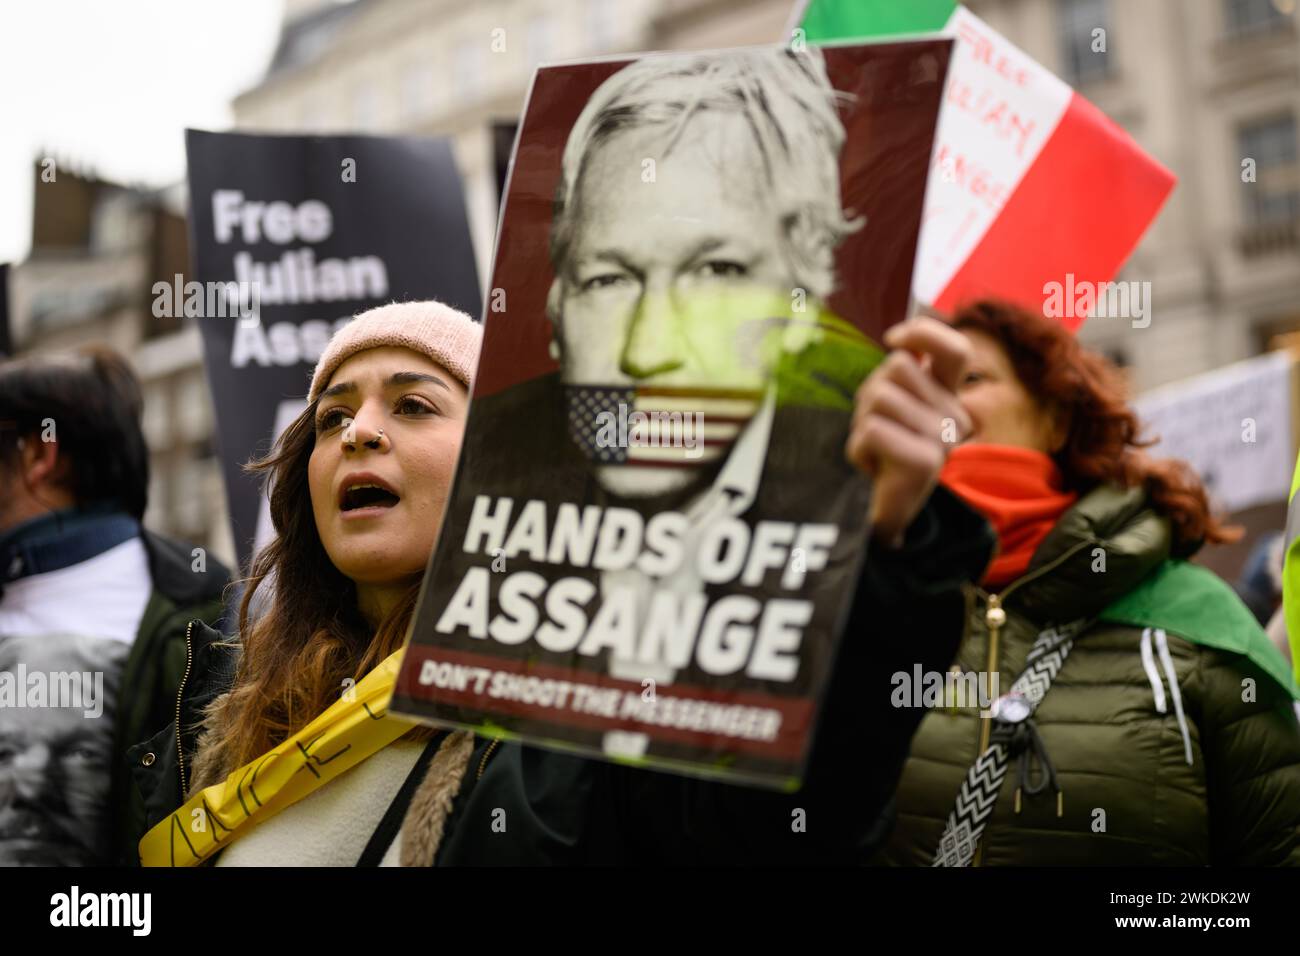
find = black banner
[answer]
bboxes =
[184,130,481,567]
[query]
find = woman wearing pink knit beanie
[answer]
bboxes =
[132,299,485,866]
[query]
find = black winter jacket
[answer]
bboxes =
[111,531,229,864]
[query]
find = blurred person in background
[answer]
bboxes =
[1234,532,1291,679]
[878,300,1300,867]
[1232,530,1284,626]
[0,348,229,863]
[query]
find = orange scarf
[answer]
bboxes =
[939,444,1078,589]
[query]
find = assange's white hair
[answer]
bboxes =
[550,46,861,300]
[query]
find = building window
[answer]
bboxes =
[457,40,485,101]
[1239,115,1300,226]
[587,0,618,53]
[401,62,436,123]
[526,15,553,69]
[176,373,213,444]
[302,96,330,132]
[351,81,380,131]
[1224,0,1293,37]
[1057,0,1111,86]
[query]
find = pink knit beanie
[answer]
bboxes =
[309,300,482,401]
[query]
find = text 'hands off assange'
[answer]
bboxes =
[434,495,842,682]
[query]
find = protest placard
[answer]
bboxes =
[1134,351,1295,514]
[185,131,481,566]
[390,40,950,788]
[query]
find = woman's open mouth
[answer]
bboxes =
[338,475,401,517]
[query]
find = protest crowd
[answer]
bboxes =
[2,0,1298,884]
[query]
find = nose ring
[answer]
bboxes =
[342,422,385,450]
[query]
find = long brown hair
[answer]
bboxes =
[198,403,426,779]
[950,300,1239,555]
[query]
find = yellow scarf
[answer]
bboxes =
[139,648,414,867]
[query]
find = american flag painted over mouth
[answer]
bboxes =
[565,384,762,467]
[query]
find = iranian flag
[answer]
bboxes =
[796,0,1175,330]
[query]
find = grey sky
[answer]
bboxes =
[0,0,285,264]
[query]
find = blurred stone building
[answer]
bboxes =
[972,0,1300,392]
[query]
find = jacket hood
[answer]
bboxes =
[1007,483,1172,625]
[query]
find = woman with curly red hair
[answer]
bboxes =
[878,299,1300,867]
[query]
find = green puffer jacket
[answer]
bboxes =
[878,484,1300,866]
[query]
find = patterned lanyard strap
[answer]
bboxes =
[932,619,1087,868]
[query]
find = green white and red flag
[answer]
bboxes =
[795,0,1175,329]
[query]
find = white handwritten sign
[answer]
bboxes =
[1134,351,1295,513]
[913,7,1074,304]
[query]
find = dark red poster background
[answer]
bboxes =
[474,39,953,397]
